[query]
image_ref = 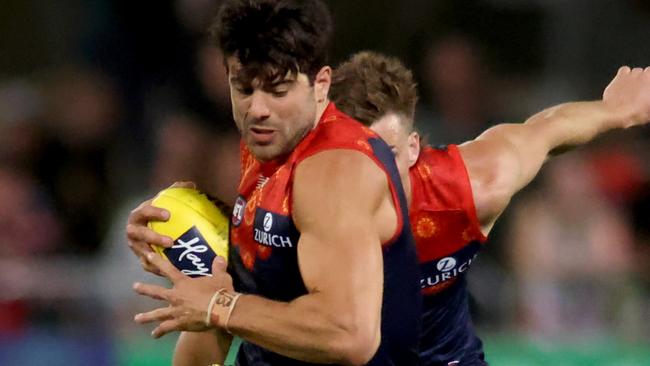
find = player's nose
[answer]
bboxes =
[248,91,271,121]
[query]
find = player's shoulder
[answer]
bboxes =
[294,105,381,165]
[297,148,384,180]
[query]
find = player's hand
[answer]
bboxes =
[133,253,234,338]
[126,181,197,275]
[603,66,650,128]
[126,199,174,275]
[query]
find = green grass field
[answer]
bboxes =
[115,333,650,366]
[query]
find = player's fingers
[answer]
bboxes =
[128,201,170,225]
[618,66,631,75]
[212,256,228,273]
[134,306,176,324]
[631,67,643,75]
[133,281,172,301]
[146,252,186,283]
[126,224,174,248]
[169,181,197,189]
[152,319,184,338]
[126,237,154,256]
[644,66,650,73]
[126,240,161,276]
[139,256,163,276]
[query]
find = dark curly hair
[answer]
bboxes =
[210,0,332,85]
[330,51,418,131]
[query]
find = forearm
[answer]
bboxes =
[477,101,624,190]
[524,100,624,154]
[223,292,374,365]
[173,330,230,366]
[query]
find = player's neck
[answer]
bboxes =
[313,99,331,129]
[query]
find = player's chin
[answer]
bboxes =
[247,141,287,161]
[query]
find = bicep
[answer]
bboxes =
[297,226,384,328]
[292,150,387,333]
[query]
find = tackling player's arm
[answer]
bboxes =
[459,66,650,235]
[225,150,392,365]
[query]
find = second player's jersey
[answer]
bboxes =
[229,103,422,366]
[410,145,488,366]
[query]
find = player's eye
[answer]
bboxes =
[271,90,288,97]
[236,87,254,95]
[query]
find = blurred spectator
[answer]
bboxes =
[0,167,62,258]
[0,80,47,173]
[587,145,647,205]
[203,131,241,206]
[416,33,501,145]
[506,151,636,339]
[0,80,61,335]
[624,182,650,340]
[149,113,213,191]
[36,65,123,256]
[0,167,62,335]
[196,43,231,111]
[174,0,221,36]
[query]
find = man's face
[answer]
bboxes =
[370,113,419,179]
[227,57,319,162]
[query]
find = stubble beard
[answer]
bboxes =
[245,122,314,162]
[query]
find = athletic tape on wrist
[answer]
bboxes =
[224,293,242,334]
[209,289,241,329]
[205,289,226,327]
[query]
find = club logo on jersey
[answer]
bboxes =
[232,196,246,227]
[420,241,482,293]
[163,226,215,277]
[253,208,299,248]
[263,212,273,232]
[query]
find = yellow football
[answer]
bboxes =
[148,187,229,277]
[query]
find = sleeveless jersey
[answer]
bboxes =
[229,103,422,366]
[409,145,488,366]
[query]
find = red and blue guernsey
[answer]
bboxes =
[410,145,488,366]
[229,103,422,366]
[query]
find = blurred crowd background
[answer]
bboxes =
[1,0,649,365]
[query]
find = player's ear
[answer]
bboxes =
[313,66,331,103]
[407,131,420,168]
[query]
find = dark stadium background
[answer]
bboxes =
[1,0,649,365]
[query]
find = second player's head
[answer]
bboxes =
[211,0,333,161]
[331,51,421,177]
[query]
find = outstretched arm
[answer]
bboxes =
[459,66,650,234]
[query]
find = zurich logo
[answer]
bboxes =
[436,257,457,272]
[263,212,273,232]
